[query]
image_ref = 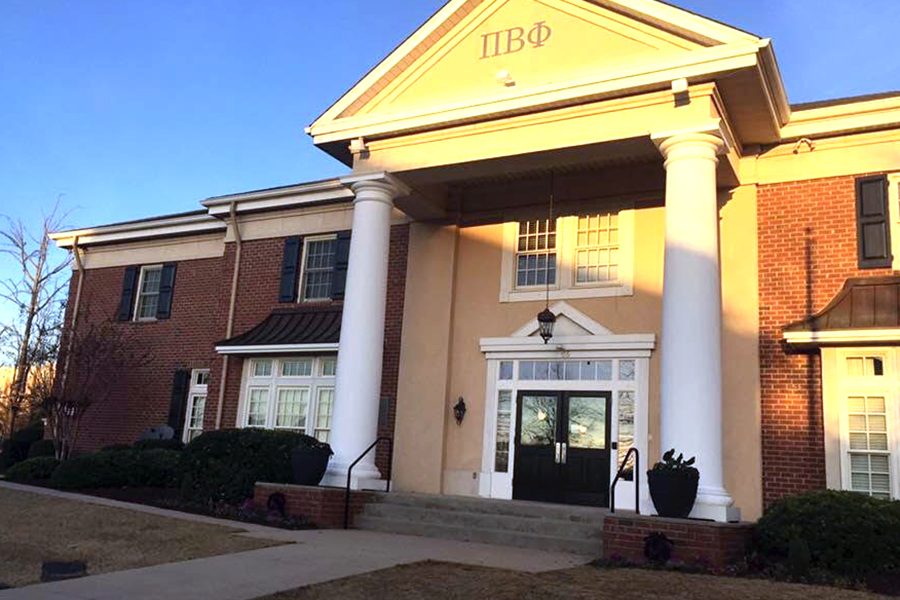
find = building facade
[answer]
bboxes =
[51,0,900,522]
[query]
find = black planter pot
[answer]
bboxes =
[290,446,332,486]
[647,469,699,518]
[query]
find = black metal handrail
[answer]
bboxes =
[609,447,640,515]
[343,436,393,529]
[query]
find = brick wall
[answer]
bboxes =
[603,514,753,570]
[62,223,410,463]
[254,482,374,528]
[757,174,894,506]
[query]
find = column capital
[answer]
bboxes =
[651,121,729,166]
[341,171,410,203]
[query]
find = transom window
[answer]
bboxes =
[515,220,557,287]
[847,356,885,377]
[183,369,209,443]
[301,236,337,301]
[134,265,162,321]
[241,357,336,442]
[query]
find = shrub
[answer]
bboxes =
[0,422,44,470]
[133,438,184,452]
[49,448,183,490]
[754,490,900,580]
[181,428,331,505]
[28,439,57,459]
[50,451,135,490]
[100,444,133,453]
[130,449,182,487]
[4,456,59,482]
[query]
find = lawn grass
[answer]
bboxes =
[0,487,280,587]
[262,560,887,600]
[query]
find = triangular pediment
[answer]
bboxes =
[512,301,612,338]
[310,0,758,143]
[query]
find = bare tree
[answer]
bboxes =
[43,309,145,460]
[0,204,70,435]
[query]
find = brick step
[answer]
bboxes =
[355,515,603,556]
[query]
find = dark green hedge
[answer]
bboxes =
[27,439,57,459]
[4,456,59,482]
[0,422,44,470]
[133,438,184,452]
[180,428,330,505]
[50,449,182,490]
[754,490,900,580]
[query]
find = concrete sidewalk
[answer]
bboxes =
[0,483,589,600]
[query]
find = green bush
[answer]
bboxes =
[4,456,59,482]
[100,444,133,453]
[50,451,135,490]
[133,438,184,452]
[0,422,44,470]
[27,439,57,459]
[754,490,900,580]
[130,449,182,487]
[49,448,183,490]
[181,428,331,505]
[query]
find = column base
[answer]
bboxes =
[321,462,383,490]
[689,486,741,522]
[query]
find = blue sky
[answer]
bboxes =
[1,0,899,323]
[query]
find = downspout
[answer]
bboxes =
[214,202,242,429]
[60,236,85,397]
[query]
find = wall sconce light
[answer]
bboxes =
[453,397,467,425]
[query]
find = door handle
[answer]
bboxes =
[561,442,567,464]
[554,442,561,464]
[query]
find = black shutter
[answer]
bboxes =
[156,263,177,320]
[279,236,302,303]
[331,230,352,300]
[117,266,139,321]
[856,175,892,269]
[167,369,191,435]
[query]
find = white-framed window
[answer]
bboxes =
[239,357,337,442]
[134,265,163,321]
[183,369,209,443]
[300,235,337,302]
[500,208,634,302]
[823,347,899,501]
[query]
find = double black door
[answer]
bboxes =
[512,391,612,506]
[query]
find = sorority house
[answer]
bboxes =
[51,0,900,527]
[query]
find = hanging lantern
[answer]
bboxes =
[537,307,556,344]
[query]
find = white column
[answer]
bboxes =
[322,173,408,489]
[653,128,740,522]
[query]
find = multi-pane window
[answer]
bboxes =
[275,388,309,430]
[134,265,162,321]
[314,388,334,442]
[848,395,892,499]
[847,356,885,377]
[242,357,336,439]
[516,220,556,287]
[575,213,619,284]
[183,369,209,443]
[516,359,634,382]
[301,237,337,301]
[494,390,512,472]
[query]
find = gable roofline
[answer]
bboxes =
[308,0,760,141]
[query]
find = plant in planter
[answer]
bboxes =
[290,438,334,486]
[648,449,699,519]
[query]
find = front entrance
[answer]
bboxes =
[513,390,612,506]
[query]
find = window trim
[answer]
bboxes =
[889,173,900,271]
[182,368,209,443]
[237,356,337,441]
[298,234,338,302]
[822,347,900,500]
[133,264,163,322]
[499,209,634,303]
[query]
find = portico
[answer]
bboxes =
[309,0,772,521]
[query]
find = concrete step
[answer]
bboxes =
[363,503,603,540]
[355,515,603,556]
[373,492,608,523]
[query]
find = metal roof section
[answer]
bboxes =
[215,306,343,355]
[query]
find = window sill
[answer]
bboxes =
[499,285,633,303]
